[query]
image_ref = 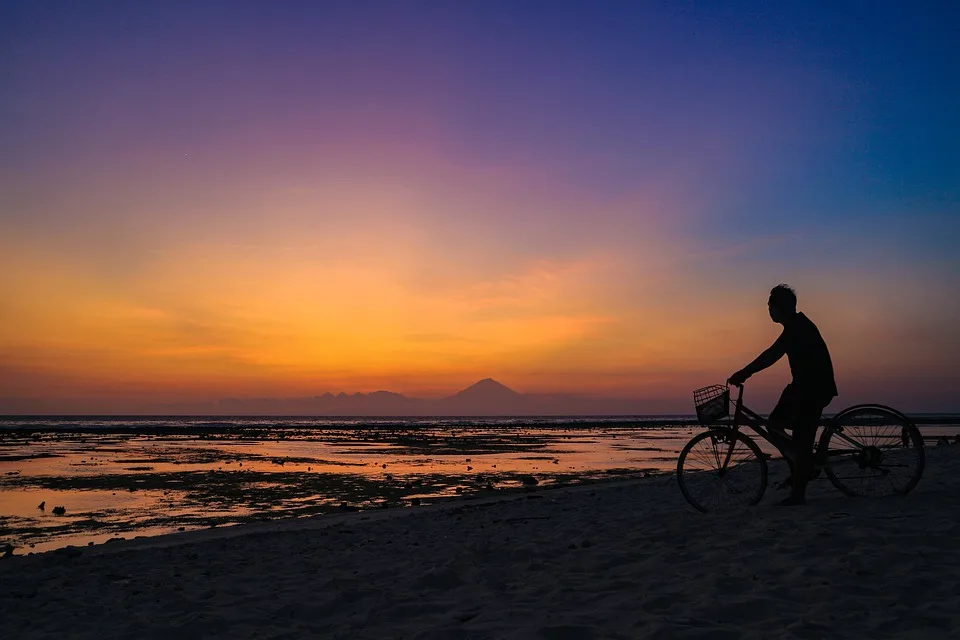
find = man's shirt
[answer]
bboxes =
[775,312,838,402]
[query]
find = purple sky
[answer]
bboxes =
[1,2,958,413]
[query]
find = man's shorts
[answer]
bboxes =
[769,383,828,432]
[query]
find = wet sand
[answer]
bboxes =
[2,447,958,639]
[0,423,698,551]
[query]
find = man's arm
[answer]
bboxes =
[729,336,787,384]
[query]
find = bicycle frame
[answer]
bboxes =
[727,384,770,437]
[716,384,866,469]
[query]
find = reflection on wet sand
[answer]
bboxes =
[0,423,699,552]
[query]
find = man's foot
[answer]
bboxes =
[776,496,806,507]
[778,468,821,491]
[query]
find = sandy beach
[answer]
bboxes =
[2,446,958,639]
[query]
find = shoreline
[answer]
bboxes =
[12,473,660,559]
[0,422,689,553]
[4,421,959,554]
[2,471,661,557]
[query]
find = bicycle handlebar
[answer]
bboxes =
[727,381,744,403]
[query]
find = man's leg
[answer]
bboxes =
[768,385,795,462]
[786,407,821,503]
[768,426,796,490]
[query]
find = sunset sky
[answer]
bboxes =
[1,2,958,413]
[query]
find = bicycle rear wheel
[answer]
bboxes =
[677,429,768,513]
[819,405,925,497]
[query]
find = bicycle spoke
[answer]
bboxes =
[824,407,924,498]
[678,430,766,512]
[689,445,718,470]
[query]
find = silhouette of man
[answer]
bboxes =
[728,284,837,506]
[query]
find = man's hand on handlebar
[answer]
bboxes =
[727,370,750,387]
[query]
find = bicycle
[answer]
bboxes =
[677,384,925,512]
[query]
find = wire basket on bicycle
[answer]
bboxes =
[693,385,729,424]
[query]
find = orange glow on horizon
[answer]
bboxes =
[2,149,957,413]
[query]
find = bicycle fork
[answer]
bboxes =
[717,386,746,471]
[719,432,738,471]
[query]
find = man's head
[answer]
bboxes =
[768,284,797,324]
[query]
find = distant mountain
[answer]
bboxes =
[215,390,424,415]
[453,378,521,400]
[151,378,675,416]
[435,378,528,415]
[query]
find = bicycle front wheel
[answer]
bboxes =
[677,429,768,513]
[819,405,925,498]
